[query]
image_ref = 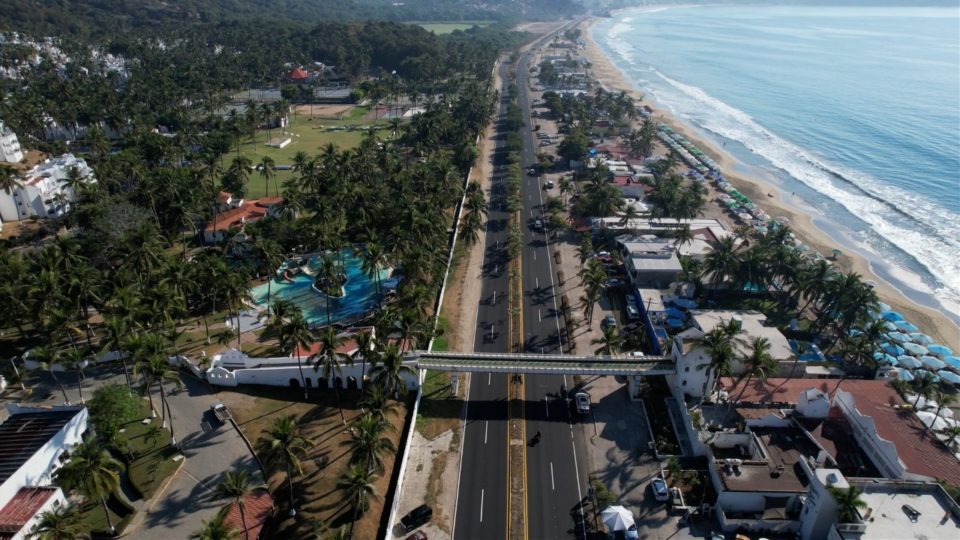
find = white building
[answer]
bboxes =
[0,405,88,540]
[668,310,793,401]
[0,121,24,163]
[0,154,95,222]
[615,234,683,288]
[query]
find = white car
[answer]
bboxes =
[575,392,591,414]
[539,140,553,146]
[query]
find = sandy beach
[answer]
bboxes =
[578,17,960,350]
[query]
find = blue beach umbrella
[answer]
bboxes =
[928,344,954,358]
[944,356,960,371]
[886,332,911,343]
[897,355,922,369]
[877,302,891,312]
[666,318,685,328]
[665,308,685,319]
[882,321,899,331]
[903,342,929,356]
[920,356,946,370]
[873,352,897,366]
[883,343,905,356]
[909,333,934,345]
[882,310,905,321]
[893,320,919,332]
[897,368,915,382]
[938,370,960,386]
[673,298,698,310]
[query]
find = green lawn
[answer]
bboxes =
[412,21,493,34]
[120,405,183,499]
[229,106,392,198]
[75,495,134,537]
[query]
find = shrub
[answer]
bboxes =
[88,384,140,443]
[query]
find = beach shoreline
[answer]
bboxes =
[578,16,960,350]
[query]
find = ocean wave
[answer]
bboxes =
[650,69,960,306]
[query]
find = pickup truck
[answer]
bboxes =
[211,402,231,424]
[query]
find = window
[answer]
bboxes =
[684,366,690,372]
[682,380,687,386]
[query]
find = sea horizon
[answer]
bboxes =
[592,4,960,322]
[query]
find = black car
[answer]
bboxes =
[400,504,433,531]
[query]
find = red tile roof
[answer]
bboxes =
[723,378,960,486]
[0,487,57,534]
[222,489,273,540]
[205,198,282,232]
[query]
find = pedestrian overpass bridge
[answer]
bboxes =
[407,351,676,376]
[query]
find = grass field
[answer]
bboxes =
[229,106,392,198]
[412,21,493,34]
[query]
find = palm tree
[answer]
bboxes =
[697,323,741,402]
[53,437,123,535]
[0,164,23,221]
[280,311,312,400]
[28,504,83,540]
[932,387,957,421]
[312,327,349,423]
[360,242,388,308]
[359,384,400,420]
[214,470,267,540]
[144,354,182,447]
[939,425,960,449]
[252,237,283,313]
[368,343,414,399]
[337,463,379,533]
[827,485,867,523]
[32,346,69,403]
[351,329,377,385]
[189,508,237,540]
[732,336,776,405]
[579,286,602,330]
[911,372,938,409]
[258,415,311,517]
[343,412,396,474]
[258,156,276,197]
[59,347,88,404]
[704,236,740,291]
[590,325,623,356]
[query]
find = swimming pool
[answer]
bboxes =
[249,250,393,326]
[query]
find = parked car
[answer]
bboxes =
[607,278,623,288]
[400,504,433,531]
[626,305,640,320]
[602,314,617,329]
[539,140,553,146]
[575,392,591,414]
[210,402,231,424]
[405,532,428,540]
[543,180,554,189]
[651,477,669,502]
[527,168,538,176]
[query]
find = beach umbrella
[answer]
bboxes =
[601,506,636,532]
[897,368,915,382]
[877,302,891,312]
[873,352,897,366]
[897,355,922,369]
[882,310,905,321]
[903,342,929,356]
[920,356,946,370]
[928,344,954,357]
[893,320,919,332]
[944,356,960,370]
[883,343,905,356]
[886,332,911,343]
[917,411,953,431]
[909,333,934,345]
[938,370,960,386]
[665,308,685,319]
[881,321,899,331]
[666,318,685,328]
[673,298,698,309]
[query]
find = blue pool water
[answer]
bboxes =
[249,250,392,326]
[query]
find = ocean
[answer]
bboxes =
[592,5,960,320]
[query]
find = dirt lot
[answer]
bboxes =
[220,385,409,539]
[293,103,354,117]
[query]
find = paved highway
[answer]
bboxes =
[515,27,592,540]
[451,58,515,540]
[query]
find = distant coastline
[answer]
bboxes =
[579,11,960,348]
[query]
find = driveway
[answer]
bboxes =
[131,374,262,539]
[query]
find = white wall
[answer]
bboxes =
[668,335,711,401]
[833,390,907,479]
[205,349,420,391]
[796,389,830,418]
[0,406,87,509]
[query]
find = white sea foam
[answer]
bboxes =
[647,70,960,307]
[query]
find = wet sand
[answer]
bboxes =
[579,18,960,350]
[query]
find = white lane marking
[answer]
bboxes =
[535,277,539,288]
[493,290,496,304]
[490,324,495,340]
[480,489,485,523]
[550,462,556,491]
[488,373,492,385]
[484,421,489,444]
[534,250,537,260]
[545,397,549,418]
[570,426,586,539]
[538,309,542,322]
